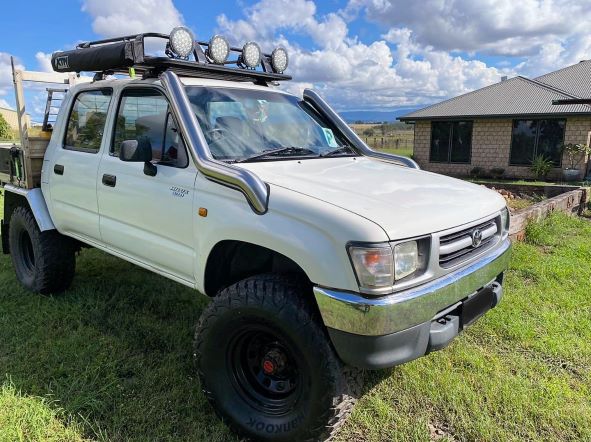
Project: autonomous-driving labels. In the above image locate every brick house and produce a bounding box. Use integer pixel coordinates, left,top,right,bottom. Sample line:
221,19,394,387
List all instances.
399,61,591,180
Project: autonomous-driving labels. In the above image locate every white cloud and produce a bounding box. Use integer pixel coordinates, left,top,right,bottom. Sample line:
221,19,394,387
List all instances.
351,0,591,78
216,0,510,110
35,52,53,73
0,53,23,105
81,0,184,37
349,0,591,56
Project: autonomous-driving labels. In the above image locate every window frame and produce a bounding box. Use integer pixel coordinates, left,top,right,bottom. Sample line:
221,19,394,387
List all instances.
429,120,473,164
62,87,113,154
509,118,566,167
110,86,190,169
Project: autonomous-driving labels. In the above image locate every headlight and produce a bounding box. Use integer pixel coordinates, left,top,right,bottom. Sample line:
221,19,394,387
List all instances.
500,207,510,236
394,240,419,280
348,245,394,290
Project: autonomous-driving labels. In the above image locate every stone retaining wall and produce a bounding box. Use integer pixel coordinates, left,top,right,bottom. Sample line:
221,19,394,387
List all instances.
502,187,589,240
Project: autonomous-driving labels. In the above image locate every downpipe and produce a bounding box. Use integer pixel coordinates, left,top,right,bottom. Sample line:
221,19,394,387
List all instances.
160,70,270,214
303,89,420,170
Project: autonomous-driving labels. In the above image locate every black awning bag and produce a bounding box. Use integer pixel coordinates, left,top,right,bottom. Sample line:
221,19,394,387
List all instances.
51,42,136,73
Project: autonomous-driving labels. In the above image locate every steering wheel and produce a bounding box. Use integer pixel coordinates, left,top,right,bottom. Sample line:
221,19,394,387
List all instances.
206,127,231,143
206,127,246,158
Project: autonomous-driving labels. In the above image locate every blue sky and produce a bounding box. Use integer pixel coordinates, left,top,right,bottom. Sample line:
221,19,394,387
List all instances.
1,0,590,120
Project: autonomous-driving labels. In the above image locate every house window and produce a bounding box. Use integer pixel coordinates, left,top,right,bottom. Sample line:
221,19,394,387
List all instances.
509,119,565,166
430,121,472,163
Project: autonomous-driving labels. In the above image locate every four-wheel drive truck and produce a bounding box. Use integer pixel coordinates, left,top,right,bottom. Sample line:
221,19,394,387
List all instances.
1,28,511,442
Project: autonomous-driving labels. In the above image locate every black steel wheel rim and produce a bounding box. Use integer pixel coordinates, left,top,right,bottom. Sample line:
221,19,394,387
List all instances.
228,324,303,416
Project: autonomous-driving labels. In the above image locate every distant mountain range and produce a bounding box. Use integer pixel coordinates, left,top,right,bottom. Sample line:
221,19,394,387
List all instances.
338,109,419,123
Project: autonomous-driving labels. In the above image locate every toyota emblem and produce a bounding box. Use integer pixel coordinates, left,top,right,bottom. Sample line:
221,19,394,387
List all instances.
471,228,483,248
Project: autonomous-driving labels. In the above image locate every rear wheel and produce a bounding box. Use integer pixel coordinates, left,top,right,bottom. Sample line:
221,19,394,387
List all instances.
194,274,361,442
8,206,76,294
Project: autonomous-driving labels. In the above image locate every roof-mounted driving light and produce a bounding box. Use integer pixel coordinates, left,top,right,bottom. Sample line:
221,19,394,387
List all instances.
271,47,289,73
169,26,195,59
207,35,230,64
241,41,261,68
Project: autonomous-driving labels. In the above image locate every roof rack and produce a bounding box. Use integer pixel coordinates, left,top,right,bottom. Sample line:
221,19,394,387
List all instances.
50,31,292,84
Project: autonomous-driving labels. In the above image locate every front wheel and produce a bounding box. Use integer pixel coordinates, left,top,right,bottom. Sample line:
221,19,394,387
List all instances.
194,274,361,441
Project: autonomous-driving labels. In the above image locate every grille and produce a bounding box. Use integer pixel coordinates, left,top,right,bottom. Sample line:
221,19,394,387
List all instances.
438,217,499,268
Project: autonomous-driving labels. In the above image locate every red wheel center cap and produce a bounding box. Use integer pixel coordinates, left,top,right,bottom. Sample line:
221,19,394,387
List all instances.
262,359,275,374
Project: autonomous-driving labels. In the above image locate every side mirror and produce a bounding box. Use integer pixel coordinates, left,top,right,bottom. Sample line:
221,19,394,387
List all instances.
119,138,157,176
120,139,152,162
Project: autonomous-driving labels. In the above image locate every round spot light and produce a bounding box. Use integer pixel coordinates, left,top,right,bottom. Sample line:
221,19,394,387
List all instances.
271,47,289,73
169,26,195,59
207,35,230,64
241,41,261,68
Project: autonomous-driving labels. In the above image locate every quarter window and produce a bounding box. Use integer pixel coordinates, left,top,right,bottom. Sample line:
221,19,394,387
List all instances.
112,89,188,168
509,119,565,166
64,89,112,152
430,121,472,164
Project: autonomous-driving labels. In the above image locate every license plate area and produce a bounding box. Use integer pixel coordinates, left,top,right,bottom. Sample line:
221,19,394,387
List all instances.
461,286,495,328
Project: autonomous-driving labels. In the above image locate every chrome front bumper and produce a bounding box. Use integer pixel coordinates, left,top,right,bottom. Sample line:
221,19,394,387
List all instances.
314,238,512,337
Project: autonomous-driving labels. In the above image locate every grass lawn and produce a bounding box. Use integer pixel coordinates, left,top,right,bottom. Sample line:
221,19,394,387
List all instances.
469,177,591,187
1,191,590,441
377,147,413,159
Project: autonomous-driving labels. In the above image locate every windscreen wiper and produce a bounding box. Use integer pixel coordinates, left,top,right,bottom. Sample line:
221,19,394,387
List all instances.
236,147,318,163
320,146,356,157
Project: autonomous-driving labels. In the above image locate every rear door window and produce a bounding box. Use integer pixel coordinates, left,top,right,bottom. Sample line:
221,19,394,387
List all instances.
64,89,112,153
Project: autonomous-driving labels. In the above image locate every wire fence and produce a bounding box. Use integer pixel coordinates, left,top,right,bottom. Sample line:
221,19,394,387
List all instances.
363,136,413,151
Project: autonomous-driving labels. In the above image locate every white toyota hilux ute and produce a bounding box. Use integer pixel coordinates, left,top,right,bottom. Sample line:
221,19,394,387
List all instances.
1,29,511,442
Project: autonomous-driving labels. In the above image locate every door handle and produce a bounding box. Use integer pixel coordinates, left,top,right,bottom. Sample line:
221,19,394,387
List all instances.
102,174,117,187
54,164,64,175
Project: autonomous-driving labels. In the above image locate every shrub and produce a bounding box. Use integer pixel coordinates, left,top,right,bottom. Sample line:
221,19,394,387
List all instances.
490,167,505,179
561,143,590,170
469,166,485,178
531,155,553,180
0,114,11,140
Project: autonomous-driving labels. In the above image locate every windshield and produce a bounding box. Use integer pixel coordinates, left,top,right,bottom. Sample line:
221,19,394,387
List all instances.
185,86,355,162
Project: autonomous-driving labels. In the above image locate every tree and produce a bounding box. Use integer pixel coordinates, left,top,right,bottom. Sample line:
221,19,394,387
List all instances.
0,114,12,140
363,128,375,137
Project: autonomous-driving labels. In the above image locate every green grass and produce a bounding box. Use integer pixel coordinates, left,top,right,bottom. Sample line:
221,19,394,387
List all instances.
1,192,590,441
377,147,413,159
469,177,591,187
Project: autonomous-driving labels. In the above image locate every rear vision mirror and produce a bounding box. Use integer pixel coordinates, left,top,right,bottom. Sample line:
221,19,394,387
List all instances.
119,138,157,176
119,139,152,162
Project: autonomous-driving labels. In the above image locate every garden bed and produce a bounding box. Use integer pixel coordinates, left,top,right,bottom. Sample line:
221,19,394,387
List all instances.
480,182,589,240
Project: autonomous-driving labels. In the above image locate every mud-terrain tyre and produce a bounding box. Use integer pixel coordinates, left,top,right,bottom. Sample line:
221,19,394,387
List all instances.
8,206,76,294
194,274,362,442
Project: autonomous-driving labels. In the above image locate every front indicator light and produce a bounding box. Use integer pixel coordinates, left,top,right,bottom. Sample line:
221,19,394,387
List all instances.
349,246,394,290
